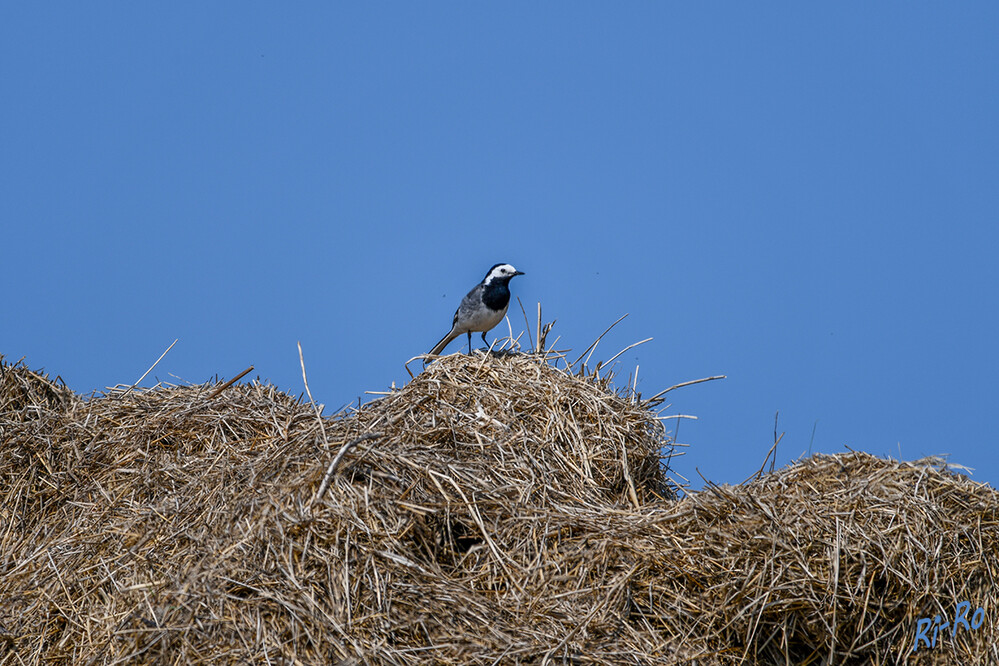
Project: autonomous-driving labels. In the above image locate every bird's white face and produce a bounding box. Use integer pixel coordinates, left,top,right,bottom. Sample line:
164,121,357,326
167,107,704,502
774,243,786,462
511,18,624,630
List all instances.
484,263,522,284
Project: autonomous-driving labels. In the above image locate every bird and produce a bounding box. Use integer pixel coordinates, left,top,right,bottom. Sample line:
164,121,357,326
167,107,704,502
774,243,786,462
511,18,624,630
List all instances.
428,263,525,356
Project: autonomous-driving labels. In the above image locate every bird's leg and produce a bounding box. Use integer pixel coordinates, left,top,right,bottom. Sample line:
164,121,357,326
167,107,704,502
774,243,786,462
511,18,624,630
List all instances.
466,332,472,354
481,332,488,348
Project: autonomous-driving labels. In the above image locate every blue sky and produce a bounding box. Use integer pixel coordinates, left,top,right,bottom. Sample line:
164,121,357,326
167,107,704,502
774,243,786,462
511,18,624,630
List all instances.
4,4,998,491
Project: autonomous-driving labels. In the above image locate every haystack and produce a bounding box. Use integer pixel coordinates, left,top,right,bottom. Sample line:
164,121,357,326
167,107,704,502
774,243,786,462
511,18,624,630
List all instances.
0,352,995,665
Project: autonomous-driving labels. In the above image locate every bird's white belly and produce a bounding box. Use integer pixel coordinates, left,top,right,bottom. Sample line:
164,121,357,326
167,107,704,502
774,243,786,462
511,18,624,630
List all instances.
459,304,508,333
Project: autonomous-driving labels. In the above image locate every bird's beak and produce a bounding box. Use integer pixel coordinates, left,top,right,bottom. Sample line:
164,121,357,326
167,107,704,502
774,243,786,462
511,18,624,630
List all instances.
514,271,525,276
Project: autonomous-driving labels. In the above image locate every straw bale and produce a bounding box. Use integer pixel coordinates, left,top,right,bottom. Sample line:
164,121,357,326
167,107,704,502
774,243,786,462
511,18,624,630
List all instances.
640,453,998,665
0,353,995,665
0,356,80,424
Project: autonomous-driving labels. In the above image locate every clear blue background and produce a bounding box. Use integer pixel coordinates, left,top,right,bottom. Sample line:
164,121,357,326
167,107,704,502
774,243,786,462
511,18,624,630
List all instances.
4,4,997,491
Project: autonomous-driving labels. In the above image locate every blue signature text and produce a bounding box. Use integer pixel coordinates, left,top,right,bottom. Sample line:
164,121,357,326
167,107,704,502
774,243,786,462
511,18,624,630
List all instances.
912,600,986,651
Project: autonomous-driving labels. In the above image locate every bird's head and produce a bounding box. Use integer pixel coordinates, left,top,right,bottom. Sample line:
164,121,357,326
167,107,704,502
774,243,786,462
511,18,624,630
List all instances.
483,263,525,285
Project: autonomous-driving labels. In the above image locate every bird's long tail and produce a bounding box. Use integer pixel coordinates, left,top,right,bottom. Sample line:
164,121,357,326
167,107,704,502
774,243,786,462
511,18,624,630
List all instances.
428,328,460,356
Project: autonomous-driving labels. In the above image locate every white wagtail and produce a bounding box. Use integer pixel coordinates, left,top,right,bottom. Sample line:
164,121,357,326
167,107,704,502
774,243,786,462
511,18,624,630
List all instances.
428,263,525,356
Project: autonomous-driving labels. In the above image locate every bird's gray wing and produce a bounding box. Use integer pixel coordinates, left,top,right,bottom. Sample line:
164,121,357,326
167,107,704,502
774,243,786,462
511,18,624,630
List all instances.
453,284,485,327
429,285,484,356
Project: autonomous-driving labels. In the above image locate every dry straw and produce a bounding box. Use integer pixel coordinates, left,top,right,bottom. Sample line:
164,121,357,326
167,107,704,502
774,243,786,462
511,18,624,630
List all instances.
0,345,996,665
